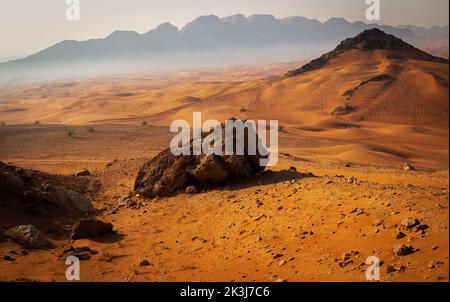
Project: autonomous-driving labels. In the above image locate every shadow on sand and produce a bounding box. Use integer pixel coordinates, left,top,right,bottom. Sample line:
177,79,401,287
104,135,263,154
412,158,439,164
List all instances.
89,232,126,244
224,169,316,191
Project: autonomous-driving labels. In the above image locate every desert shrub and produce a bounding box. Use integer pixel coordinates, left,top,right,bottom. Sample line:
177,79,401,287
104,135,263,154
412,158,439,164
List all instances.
33,121,40,126
240,107,248,112
87,126,95,132
67,129,75,137
278,125,285,132
142,120,148,126
0,121,5,126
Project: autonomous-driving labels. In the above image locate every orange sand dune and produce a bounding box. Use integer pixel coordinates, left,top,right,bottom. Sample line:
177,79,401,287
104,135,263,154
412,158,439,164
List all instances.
0,50,447,170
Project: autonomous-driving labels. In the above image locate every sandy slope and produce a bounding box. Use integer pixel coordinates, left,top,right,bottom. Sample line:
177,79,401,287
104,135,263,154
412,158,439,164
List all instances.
1,51,447,128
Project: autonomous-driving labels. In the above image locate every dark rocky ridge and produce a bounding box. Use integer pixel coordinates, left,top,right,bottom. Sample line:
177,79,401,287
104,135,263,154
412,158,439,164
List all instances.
342,74,392,98
285,28,449,78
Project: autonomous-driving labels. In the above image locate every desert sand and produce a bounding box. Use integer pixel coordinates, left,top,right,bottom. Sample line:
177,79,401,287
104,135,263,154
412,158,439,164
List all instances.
0,37,448,282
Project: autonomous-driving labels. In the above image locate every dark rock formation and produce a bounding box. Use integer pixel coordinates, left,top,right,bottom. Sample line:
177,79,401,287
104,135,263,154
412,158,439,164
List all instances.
285,28,448,78
9,225,52,249
70,218,114,239
134,121,267,198
331,104,356,115
0,161,94,217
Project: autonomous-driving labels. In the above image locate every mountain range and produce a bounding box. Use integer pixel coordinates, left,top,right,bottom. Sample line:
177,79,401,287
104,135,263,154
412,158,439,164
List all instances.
0,14,448,84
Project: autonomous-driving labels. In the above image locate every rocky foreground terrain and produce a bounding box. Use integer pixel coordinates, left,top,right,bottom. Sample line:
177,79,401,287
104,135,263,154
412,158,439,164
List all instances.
0,124,448,282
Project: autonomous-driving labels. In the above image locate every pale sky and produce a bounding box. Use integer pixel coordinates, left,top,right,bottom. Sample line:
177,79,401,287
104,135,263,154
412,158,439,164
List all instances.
0,0,448,61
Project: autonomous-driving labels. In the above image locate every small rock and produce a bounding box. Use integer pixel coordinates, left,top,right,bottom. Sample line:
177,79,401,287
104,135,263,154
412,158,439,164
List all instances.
339,259,353,267
70,219,114,240
254,214,265,221
385,265,397,274
3,255,15,261
272,253,284,260
347,176,358,184
350,208,364,216
76,169,91,177
117,196,128,207
415,224,429,232
288,166,297,172
75,253,92,260
396,232,406,239
342,252,352,260
126,199,138,208
404,163,416,171
139,259,151,267
393,244,415,256
10,225,52,249
373,219,383,227
185,186,197,194
278,260,287,267
63,246,97,261
401,218,420,229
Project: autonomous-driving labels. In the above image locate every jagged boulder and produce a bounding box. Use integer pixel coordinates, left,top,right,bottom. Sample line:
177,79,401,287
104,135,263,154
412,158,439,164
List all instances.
134,122,267,198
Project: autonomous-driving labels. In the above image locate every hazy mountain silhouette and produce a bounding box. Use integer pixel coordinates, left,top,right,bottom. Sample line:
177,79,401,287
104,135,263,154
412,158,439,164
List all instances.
0,14,447,84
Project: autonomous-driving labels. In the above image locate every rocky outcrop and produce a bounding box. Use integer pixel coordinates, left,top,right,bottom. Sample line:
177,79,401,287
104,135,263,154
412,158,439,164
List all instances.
134,122,267,198
285,28,448,78
9,225,52,249
0,161,94,217
342,74,392,99
331,104,356,116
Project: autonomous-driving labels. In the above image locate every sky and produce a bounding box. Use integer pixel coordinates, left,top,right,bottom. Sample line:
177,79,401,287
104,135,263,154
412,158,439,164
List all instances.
0,0,448,61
